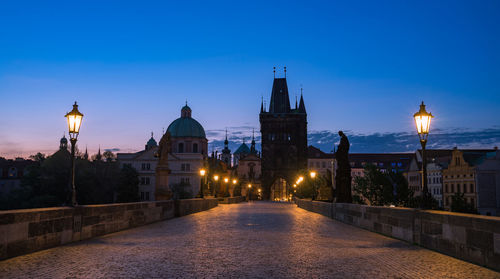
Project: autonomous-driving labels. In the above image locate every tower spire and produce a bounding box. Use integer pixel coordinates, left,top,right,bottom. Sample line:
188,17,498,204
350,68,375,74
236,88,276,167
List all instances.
251,128,256,154
260,95,264,113
298,88,306,113
284,66,286,78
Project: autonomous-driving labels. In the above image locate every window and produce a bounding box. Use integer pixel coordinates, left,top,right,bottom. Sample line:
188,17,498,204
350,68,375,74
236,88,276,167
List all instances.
145,177,150,185
316,162,320,168
322,162,326,168
470,184,474,193
146,163,150,170
178,143,184,153
140,192,145,200
445,184,448,193
451,184,454,192
180,177,190,185
145,192,150,201
471,198,475,206
456,157,460,166
181,164,191,171
8,167,17,178
463,184,467,193
193,143,198,153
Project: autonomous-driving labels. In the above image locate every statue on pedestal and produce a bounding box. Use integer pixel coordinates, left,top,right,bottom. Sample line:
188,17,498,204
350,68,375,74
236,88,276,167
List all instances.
335,131,352,203
155,132,173,200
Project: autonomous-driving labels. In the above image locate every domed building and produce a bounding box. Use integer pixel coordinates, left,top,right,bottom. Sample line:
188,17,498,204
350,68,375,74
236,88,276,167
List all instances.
117,103,208,201
167,104,208,155
165,104,208,198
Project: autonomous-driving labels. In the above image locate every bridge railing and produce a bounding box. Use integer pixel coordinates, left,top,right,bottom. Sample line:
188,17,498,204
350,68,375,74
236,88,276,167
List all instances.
295,198,500,271
0,198,224,260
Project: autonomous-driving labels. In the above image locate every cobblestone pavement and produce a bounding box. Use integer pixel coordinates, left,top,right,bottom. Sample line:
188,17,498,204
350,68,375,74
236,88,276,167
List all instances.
1,202,499,279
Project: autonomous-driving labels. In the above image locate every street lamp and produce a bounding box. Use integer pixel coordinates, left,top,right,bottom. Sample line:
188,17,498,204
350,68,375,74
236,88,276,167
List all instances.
414,101,433,202
199,169,206,198
247,184,252,201
65,102,83,207
213,175,219,196
310,171,317,200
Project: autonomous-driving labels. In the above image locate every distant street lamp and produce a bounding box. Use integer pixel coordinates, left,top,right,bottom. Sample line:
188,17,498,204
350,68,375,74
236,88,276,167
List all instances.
199,169,206,198
247,184,252,201
65,102,83,207
310,171,317,200
414,101,434,204
213,175,219,196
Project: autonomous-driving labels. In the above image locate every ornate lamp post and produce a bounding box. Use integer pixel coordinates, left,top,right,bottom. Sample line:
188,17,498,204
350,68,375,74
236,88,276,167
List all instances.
414,101,433,202
65,102,83,207
199,169,206,198
213,175,219,196
232,179,237,197
310,171,317,200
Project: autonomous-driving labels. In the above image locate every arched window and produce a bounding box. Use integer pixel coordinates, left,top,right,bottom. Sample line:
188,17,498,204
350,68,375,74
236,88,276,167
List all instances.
178,143,184,153
193,143,198,153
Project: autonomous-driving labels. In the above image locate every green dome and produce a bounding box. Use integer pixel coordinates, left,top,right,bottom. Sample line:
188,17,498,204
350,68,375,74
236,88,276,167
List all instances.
167,104,206,138
167,118,206,138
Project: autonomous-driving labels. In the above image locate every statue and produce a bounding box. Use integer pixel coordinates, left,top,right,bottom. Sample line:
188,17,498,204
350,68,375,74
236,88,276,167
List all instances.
335,131,352,203
155,132,173,200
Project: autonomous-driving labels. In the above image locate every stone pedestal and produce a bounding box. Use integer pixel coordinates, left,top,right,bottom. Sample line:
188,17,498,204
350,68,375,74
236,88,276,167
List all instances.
155,166,172,201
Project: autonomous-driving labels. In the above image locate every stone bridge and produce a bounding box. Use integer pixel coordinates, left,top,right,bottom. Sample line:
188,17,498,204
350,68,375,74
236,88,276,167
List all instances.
0,201,499,278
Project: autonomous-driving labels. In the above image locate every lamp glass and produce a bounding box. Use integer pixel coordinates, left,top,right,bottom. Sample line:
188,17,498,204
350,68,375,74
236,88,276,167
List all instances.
413,102,433,140
65,102,84,138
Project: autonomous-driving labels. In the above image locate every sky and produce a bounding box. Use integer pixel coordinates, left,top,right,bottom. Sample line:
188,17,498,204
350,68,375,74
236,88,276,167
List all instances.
0,0,499,158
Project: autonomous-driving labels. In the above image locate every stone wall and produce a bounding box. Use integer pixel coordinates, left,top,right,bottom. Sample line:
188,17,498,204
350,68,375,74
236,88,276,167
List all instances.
0,198,217,260
217,196,246,204
295,199,500,271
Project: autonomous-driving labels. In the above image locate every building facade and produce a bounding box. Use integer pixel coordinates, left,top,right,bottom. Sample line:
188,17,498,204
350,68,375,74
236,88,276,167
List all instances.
260,75,308,200
117,104,208,200
117,134,158,201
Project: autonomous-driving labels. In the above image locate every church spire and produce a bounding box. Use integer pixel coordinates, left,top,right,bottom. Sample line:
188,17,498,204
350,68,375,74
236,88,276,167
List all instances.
95,145,102,161
251,128,256,154
260,96,264,113
84,146,89,160
224,128,228,147
298,88,306,113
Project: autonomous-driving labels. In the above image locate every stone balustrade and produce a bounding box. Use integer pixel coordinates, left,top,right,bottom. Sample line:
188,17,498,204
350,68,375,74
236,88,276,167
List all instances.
295,199,500,271
0,198,219,260
217,196,246,204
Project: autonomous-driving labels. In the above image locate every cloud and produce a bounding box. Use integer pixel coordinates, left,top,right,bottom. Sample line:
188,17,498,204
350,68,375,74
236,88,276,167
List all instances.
207,127,500,153
104,148,121,152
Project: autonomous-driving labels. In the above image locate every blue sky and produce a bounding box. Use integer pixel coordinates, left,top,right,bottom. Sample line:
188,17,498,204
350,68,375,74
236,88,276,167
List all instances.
0,0,499,157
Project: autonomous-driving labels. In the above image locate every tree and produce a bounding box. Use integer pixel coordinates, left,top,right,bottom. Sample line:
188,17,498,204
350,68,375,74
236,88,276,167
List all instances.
29,152,46,163
103,151,116,162
171,181,193,200
353,165,414,207
116,164,139,203
294,170,316,199
451,192,477,214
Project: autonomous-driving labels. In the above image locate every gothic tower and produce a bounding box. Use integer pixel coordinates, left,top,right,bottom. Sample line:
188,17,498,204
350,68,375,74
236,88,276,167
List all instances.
221,129,232,166
259,69,308,200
